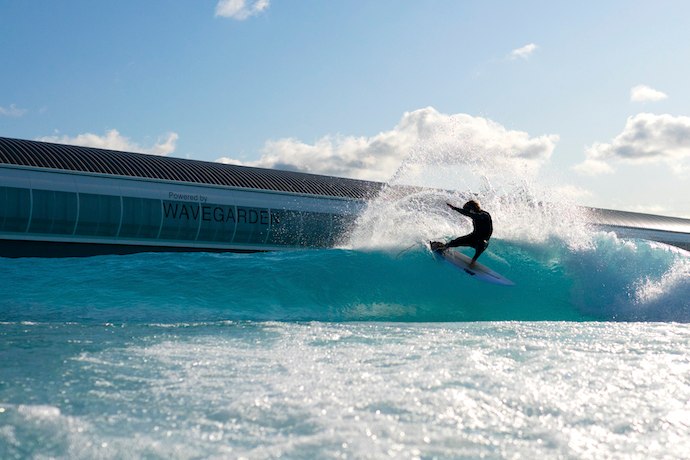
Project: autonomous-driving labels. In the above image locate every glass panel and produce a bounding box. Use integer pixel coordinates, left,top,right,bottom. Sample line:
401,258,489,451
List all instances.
28,189,78,235
300,211,334,247
75,193,121,237
196,203,237,242
119,197,162,239
232,206,271,244
331,213,357,246
159,200,200,240
0,186,31,232
265,209,302,246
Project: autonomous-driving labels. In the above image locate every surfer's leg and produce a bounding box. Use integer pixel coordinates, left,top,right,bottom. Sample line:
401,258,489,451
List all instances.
470,240,489,265
470,248,482,266
446,234,473,248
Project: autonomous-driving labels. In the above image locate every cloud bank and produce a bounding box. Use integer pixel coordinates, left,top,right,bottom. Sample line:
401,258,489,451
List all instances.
574,113,690,176
509,43,538,60
36,129,179,156
217,107,559,182
630,84,668,103
215,0,269,20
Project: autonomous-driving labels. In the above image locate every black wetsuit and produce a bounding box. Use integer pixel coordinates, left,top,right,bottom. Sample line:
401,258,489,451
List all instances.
445,206,493,262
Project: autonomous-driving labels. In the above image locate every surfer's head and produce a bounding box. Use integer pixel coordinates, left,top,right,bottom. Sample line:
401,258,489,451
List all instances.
463,200,480,212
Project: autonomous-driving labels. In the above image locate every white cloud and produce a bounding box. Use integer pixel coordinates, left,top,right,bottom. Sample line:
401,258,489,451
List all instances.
215,0,269,20
0,104,27,117
630,84,668,103
36,129,179,156
553,184,593,201
217,107,559,182
572,157,614,175
509,43,538,60
574,113,690,176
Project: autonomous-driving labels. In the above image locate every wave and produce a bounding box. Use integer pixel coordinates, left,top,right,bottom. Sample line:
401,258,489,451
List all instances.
1,233,688,323
6,114,688,324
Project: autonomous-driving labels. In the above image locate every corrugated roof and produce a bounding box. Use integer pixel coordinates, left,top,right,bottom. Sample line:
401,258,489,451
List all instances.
586,207,690,234
0,136,382,200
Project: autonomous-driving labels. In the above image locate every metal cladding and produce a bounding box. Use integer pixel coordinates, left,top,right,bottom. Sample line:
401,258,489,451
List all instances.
587,207,690,235
587,207,690,251
0,137,382,199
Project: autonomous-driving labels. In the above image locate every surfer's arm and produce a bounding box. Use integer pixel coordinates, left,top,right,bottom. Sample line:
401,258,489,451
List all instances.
447,203,472,217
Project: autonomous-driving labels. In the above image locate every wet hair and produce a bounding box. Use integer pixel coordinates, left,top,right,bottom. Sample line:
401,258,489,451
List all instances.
463,200,480,212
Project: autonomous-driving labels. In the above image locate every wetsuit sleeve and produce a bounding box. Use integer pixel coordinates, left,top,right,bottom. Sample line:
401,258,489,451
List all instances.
452,206,473,218
447,203,471,217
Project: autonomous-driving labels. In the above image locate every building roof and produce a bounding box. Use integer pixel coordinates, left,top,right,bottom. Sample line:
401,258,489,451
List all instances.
587,207,690,235
0,136,382,200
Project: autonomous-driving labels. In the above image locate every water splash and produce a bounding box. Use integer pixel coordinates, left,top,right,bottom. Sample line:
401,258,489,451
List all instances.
340,126,689,322
346,121,591,251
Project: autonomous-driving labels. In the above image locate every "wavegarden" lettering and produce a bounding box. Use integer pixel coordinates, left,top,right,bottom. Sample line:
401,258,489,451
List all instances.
163,202,280,225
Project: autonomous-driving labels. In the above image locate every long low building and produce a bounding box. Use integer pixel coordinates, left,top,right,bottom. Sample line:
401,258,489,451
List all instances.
0,137,381,257
1,136,689,257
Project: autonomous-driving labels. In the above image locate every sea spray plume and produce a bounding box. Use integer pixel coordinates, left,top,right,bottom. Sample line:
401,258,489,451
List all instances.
346,112,589,251
346,188,468,249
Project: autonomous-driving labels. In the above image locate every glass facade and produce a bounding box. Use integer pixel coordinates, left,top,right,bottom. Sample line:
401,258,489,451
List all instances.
120,197,162,239
28,189,78,235
159,200,201,241
232,206,271,244
75,193,121,237
0,186,31,232
300,212,334,247
196,204,237,243
0,186,349,249
266,209,303,246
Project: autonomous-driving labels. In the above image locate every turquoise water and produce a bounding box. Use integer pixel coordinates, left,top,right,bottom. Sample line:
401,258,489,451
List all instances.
2,237,688,324
4,120,690,457
1,234,690,458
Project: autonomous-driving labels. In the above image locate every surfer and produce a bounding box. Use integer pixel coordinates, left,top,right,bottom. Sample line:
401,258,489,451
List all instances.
430,200,493,266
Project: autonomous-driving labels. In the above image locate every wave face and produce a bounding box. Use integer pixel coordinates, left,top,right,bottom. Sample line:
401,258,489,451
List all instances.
1,235,688,323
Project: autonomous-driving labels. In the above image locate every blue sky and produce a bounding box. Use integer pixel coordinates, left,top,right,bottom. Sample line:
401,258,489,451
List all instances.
2,0,690,217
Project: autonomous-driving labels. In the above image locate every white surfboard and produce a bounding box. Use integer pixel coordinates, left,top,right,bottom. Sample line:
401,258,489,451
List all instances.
433,247,515,286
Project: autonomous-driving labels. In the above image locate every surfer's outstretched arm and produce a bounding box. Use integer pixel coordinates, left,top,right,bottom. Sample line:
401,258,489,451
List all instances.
447,202,473,218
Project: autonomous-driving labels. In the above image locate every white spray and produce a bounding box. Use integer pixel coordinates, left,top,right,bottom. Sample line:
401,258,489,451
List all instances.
346,115,592,251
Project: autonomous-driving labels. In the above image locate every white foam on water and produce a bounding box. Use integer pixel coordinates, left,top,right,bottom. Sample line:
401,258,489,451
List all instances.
3,322,687,459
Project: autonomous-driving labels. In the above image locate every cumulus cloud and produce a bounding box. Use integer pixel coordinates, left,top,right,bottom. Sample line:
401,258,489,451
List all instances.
630,84,668,103
36,129,179,156
215,0,269,20
574,113,690,176
509,43,538,60
0,104,27,117
217,107,559,182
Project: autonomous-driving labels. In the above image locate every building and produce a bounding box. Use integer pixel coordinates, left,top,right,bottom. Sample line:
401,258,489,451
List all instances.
1,136,689,257
0,137,380,257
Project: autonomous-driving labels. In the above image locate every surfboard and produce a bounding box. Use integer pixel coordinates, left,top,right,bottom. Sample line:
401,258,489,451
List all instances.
431,246,515,286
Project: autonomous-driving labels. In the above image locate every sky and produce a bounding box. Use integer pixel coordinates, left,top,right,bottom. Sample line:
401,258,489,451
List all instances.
2,0,690,217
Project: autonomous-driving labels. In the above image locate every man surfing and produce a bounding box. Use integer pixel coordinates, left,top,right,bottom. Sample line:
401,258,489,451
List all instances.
430,200,493,266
